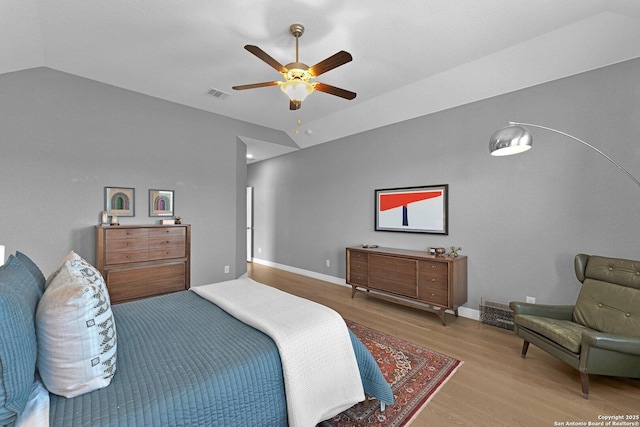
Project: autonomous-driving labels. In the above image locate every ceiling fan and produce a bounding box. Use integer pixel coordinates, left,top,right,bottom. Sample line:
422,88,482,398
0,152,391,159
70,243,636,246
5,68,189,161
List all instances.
232,24,356,110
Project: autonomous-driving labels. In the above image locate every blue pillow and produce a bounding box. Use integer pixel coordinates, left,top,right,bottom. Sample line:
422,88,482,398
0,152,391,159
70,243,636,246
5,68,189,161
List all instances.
16,252,46,294
0,255,41,425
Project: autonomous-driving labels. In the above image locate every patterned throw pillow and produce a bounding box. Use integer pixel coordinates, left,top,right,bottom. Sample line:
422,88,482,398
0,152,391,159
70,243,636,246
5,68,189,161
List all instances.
36,259,117,398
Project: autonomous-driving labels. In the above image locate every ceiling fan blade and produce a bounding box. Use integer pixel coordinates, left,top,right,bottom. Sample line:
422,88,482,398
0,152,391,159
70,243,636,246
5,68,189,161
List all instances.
308,51,352,77
244,45,288,73
232,81,280,90
290,100,302,110
313,82,357,100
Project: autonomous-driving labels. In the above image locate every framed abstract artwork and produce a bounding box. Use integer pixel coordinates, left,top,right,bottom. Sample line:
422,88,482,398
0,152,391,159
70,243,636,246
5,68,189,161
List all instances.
105,187,135,217
375,184,448,234
149,189,174,217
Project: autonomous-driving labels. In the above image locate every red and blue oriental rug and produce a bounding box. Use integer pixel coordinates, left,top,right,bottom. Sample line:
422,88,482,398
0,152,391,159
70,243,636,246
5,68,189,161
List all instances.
319,320,462,427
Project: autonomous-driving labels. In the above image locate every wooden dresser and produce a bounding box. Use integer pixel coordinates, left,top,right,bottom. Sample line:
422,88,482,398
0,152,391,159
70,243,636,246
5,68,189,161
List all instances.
346,246,467,325
96,224,191,304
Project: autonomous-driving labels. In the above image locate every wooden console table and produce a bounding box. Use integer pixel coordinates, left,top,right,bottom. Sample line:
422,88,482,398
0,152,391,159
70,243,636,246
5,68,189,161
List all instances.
346,246,467,325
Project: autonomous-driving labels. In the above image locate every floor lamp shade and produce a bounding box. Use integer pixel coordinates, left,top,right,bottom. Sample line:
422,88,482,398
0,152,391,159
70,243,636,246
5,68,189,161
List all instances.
489,124,533,156
489,122,640,190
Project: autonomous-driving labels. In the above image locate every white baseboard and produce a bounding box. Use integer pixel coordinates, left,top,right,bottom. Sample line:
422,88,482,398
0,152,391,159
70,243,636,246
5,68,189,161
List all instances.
251,258,480,321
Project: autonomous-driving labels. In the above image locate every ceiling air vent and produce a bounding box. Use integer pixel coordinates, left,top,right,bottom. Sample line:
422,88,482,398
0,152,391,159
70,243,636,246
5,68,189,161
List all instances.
207,88,230,100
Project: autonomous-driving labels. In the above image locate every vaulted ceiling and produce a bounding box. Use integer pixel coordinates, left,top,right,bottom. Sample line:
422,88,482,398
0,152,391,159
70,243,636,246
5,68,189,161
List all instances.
3,0,640,162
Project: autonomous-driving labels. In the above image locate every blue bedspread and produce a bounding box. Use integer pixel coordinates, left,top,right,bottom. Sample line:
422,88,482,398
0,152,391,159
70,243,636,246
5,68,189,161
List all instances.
49,290,392,426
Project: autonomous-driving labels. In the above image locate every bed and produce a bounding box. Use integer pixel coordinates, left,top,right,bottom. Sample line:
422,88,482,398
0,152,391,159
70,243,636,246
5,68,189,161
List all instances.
0,251,393,427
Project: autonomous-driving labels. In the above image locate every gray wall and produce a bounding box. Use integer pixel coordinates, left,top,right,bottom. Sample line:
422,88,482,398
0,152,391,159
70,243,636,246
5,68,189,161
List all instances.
0,67,269,285
248,57,640,311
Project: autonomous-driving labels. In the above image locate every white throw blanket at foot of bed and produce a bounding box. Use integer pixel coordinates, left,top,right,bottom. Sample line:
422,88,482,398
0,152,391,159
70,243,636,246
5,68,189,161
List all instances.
191,277,365,427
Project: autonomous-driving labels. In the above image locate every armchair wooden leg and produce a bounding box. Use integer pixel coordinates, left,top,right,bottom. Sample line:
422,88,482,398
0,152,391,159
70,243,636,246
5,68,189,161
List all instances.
580,372,589,399
521,340,530,358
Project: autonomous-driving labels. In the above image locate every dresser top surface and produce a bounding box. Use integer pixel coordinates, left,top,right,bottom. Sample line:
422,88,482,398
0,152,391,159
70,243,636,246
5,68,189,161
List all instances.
97,224,189,229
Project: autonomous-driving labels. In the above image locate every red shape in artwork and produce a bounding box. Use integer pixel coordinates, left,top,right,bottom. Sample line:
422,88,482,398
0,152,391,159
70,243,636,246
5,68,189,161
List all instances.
379,191,442,211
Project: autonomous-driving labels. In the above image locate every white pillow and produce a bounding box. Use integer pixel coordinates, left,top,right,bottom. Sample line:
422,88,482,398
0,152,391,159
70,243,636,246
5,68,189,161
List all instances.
36,260,117,398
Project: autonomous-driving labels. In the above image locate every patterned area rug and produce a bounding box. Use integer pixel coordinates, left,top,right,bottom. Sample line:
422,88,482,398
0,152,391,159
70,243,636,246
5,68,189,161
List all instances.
319,320,462,427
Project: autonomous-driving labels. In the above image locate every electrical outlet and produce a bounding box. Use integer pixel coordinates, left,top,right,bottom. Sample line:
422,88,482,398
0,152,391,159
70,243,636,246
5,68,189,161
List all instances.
325,259,330,267
258,248,262,253
224,265,230,274
526,296,536,304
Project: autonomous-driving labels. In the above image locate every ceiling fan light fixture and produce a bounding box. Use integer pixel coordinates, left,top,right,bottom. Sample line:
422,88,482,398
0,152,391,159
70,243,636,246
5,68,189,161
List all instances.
281,80,314,102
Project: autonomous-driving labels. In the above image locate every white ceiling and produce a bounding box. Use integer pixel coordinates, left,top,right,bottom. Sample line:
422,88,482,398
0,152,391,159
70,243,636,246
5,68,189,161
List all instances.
3,0,640,162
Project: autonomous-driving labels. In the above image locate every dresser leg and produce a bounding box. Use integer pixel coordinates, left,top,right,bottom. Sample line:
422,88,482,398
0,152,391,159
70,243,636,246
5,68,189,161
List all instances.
351,286,356,298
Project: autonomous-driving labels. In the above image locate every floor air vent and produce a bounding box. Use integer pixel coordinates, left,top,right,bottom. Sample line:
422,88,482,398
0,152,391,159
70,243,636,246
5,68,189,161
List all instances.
479,298,514,330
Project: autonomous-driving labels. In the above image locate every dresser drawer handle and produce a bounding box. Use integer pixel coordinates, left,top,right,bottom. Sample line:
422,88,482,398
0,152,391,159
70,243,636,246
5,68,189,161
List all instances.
432,278,436,282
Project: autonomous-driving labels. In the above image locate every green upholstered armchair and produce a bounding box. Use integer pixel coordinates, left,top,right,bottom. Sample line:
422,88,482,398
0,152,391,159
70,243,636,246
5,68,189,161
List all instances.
510,254,640,399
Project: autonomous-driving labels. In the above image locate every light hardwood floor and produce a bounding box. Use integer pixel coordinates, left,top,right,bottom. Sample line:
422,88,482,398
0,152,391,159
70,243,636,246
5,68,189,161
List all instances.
247,262,640,427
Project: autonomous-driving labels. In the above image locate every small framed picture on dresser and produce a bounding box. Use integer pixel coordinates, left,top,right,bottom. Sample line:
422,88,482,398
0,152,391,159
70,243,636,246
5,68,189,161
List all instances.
105,187,135,217
149,189,174,217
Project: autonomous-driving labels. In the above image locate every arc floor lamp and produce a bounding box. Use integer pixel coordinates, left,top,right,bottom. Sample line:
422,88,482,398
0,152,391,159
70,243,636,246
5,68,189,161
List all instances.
489,122,640,189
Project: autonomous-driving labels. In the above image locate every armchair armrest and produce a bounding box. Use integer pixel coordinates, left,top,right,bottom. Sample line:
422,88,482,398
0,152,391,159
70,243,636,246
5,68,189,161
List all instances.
510,301,574,320
582,330,640,356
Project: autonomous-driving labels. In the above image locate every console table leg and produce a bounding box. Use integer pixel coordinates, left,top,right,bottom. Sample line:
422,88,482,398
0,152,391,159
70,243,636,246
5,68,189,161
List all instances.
438,311,447,326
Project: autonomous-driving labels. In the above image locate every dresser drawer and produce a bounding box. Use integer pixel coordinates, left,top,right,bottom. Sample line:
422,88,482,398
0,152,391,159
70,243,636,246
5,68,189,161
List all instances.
105,262,186,303
149,227,186,238
105,238,148,253
105,228,148,240
105,250,150,265
149,246,186,260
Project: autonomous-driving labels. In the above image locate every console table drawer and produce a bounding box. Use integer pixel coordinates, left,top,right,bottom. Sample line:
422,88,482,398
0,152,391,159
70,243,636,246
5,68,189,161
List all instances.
418,286,449,306
418,261,449,291
368,255,417,297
